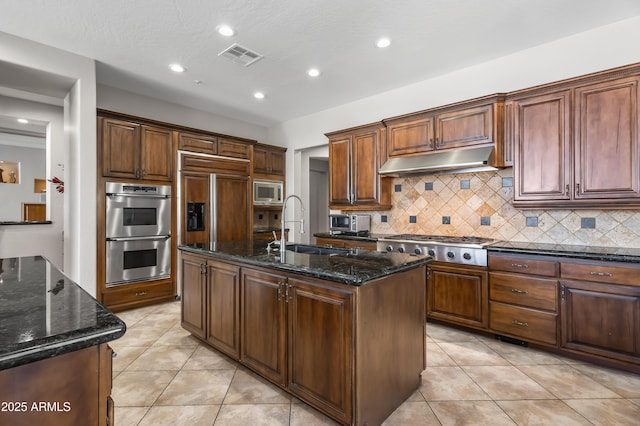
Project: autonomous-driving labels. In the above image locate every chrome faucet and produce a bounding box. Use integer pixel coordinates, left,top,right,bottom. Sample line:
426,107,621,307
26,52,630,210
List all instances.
280,194,305,262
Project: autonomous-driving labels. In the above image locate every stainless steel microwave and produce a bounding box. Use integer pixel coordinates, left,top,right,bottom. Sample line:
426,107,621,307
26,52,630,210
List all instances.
253,179,283,205
330,214,370,235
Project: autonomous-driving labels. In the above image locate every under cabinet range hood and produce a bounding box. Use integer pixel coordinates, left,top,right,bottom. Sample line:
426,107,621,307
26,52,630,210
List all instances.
378,145,498,176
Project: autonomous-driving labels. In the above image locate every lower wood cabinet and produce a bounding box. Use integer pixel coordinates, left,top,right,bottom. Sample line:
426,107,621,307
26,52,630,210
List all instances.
427,263,488,330
101,280,174,312
560,259,640,367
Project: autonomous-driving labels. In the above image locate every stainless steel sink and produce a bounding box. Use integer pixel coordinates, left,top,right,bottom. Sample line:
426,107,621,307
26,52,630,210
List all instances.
285,244,350,256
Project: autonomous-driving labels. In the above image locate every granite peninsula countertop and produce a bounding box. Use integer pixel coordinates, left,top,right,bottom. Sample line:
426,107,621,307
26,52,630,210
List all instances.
0,256,126,370
180,240,430,285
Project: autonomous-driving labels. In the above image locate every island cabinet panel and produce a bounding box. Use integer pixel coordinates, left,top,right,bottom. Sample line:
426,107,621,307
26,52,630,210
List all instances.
0,344,113,426
287,277,353,425
427,263,488,330
574,76,640,200
206,260,241,359
240,268,287,386
560,259,640,367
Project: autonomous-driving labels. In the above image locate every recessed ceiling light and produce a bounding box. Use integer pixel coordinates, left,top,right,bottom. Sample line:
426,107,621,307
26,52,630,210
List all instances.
253,92,265,99
376,37,391,48
169,63,186,73
216,25,235,37
17,118,29,124
307,68,320,77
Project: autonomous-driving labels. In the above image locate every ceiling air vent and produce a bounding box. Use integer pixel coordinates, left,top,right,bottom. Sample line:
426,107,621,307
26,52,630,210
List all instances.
218,43,264,67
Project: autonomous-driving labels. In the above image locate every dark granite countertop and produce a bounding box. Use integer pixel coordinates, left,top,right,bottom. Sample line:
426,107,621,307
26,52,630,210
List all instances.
487,241,640,263
180,240,430,285
0,221,53,225
0,256,126,370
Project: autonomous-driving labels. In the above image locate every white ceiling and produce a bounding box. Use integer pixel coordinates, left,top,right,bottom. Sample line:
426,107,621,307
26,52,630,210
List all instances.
1,0,640,127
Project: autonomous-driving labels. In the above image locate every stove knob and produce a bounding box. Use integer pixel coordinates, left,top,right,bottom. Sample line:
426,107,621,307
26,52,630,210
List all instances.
463,253,472,260
414,248,423,255
386,245,393,252
447,251,455,259
427,249,435,256
398,247,405,253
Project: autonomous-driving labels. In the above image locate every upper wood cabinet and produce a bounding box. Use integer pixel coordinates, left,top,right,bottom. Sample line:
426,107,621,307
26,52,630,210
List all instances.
383,94,508,166
253,143,286,178
178,132,251,159
100,116,174,182
326,123,391,210
510,66,640,208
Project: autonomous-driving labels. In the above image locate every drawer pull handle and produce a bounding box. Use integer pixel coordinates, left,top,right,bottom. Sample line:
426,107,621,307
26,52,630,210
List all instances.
135,291,148,297
510,288,529,294
512,320,529,327
511,263,529,268
590,271,613,277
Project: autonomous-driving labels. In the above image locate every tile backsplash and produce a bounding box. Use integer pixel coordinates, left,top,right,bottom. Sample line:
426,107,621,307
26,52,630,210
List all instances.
362,168,640,248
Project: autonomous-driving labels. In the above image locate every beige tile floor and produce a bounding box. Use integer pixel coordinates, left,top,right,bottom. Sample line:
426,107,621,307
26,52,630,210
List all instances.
110,301,640,425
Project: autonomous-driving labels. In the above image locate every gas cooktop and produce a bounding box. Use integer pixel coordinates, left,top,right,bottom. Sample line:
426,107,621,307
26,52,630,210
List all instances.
379,234,495,247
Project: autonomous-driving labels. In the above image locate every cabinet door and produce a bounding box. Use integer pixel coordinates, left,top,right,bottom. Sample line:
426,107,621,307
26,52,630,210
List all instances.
267,149,285,176
102,118,140,179
328,136,351,206
574,76,640,199
181,173,211,245
253,146,270,174
179,132,217,155
561,280,640,364
386,116,434,157
351,129,380,205
140,125,174,181
287,278,353,425
180,253,206,339
512,90,572,202
427,263,488,329
218,137,250,159
254,146,286,177
206,260,240,359
240,269,287,386
215,175,249,242
435,104,493,149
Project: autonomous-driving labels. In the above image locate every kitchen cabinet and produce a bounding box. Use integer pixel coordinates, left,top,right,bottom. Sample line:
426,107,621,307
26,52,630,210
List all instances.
326,122,391,210
315,236,377,250
383,94,509,165
178,132,251,159
427,263,488,330
21,203,45,221
100,116,174,182
488,253,559,346
253,143,286,178
0,344,114,426
560,259,640,367
180,252,241,359
510,67,640,208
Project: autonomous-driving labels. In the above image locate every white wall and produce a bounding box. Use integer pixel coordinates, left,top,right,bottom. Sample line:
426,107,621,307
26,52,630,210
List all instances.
97,85,269,143
270,16,640,239
0,32,96,294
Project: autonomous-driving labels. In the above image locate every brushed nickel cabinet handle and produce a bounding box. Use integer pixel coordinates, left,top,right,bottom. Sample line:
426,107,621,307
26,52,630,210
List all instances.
135,291,147,297
512,320,529,327
510,288,529,294
511,263,529,268
590,271,613,277
565,184,569,196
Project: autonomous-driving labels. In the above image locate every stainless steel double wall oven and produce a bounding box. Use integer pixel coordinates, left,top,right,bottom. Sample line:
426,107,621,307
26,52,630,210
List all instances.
105,182,171,286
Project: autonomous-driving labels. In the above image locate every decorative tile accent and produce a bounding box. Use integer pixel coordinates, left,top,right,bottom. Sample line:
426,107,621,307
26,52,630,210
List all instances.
395,184,402,192
442,216,451,225
410,216,417,224
526,217,538,227
480,217,491,226
460,180,470,189
381,215,387,223
581,217,596,229
360,169,640,247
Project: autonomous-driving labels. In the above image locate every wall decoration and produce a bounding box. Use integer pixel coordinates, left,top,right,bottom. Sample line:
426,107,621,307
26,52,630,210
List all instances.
0,161,20,184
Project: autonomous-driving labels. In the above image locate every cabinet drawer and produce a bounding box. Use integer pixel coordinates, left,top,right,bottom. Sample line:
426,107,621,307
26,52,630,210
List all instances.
561,260,640,286
181,154,250,175
490,272,557,311
102,281,174,306
489,254,558,277
179,132,217,155
489,302,557,345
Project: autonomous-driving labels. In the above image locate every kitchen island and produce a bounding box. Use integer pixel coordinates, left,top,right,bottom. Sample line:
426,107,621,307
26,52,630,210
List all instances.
0,256,126,426
179,240,430,425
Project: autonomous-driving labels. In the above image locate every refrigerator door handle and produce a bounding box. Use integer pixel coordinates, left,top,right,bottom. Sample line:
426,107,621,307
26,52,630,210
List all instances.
210,174,217,244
